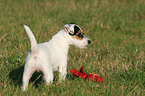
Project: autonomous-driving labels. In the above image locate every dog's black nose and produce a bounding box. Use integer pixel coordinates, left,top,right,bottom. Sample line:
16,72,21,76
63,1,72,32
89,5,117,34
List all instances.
88,40,91,44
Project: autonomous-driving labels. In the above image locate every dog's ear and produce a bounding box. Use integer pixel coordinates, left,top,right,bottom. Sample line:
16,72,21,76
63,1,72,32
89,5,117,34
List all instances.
64,24,74,35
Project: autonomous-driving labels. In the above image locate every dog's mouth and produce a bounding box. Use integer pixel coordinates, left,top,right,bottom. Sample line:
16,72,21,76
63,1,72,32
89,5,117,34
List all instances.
85,45,89,47
84,44,90,48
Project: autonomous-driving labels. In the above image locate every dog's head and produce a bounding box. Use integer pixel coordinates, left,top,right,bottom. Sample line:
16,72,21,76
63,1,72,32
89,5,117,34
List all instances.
64,23,91,49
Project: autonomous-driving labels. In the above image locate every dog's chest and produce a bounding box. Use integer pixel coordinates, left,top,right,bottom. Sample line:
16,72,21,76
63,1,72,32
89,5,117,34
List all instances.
38,42,68,70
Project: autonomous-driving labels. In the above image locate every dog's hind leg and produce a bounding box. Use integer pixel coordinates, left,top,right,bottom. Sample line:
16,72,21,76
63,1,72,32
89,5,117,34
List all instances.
22,63,35,91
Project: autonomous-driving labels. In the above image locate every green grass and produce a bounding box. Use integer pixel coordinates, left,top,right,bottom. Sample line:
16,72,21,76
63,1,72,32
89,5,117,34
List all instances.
0,0,145,95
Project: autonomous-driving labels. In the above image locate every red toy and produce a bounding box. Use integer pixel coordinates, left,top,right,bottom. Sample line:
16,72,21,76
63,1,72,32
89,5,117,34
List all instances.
70,65,103,83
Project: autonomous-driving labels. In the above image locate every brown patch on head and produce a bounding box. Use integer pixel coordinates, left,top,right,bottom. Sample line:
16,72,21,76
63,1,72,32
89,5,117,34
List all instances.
69,25,85,40
76,30,81,35
71,35,83,40
71,30,84,40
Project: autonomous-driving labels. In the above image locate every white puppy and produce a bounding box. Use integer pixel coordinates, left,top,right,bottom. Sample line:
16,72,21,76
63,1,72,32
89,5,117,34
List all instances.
22,24,91,91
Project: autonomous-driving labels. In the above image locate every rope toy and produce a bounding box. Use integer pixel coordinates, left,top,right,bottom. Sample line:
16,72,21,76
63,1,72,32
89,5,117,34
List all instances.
70,65,103,82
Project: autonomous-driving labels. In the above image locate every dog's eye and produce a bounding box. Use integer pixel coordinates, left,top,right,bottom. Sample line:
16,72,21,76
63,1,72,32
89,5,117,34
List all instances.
78,33,83,38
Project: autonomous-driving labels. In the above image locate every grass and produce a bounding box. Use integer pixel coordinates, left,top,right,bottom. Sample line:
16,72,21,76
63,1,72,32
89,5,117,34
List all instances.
0,0,145,95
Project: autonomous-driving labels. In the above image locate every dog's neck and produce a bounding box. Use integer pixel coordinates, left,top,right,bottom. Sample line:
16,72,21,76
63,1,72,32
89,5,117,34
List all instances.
48,29,70,54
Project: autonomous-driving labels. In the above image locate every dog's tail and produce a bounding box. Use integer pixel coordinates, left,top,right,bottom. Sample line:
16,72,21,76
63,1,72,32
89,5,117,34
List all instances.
24,25,38,55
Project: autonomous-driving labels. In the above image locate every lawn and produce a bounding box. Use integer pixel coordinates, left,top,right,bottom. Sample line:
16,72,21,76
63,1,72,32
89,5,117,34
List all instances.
0,0,145,95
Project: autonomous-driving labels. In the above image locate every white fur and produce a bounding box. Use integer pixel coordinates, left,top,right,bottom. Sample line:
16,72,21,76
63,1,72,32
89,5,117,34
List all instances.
22,24,90,91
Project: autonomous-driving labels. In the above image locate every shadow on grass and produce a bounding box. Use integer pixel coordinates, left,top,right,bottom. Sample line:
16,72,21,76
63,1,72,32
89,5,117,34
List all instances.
9,65,76,88
9,65,43,88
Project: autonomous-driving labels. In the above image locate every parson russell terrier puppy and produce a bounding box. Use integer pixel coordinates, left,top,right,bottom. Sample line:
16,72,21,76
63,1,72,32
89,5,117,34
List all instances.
22,24,91,91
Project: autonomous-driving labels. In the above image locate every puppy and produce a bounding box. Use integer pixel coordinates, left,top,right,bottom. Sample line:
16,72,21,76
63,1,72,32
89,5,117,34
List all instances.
22,24,91,91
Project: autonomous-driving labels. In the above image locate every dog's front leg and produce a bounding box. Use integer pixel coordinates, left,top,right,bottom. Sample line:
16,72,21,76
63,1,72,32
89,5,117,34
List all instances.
59,63,67,82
